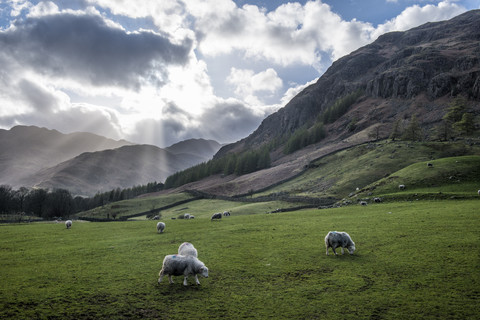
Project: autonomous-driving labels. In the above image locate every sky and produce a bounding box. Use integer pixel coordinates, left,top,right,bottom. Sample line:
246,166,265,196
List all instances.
0,0,478,147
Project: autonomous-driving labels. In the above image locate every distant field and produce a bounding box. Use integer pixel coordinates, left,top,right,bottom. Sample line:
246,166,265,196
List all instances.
1,200,479,319
255,141,480,199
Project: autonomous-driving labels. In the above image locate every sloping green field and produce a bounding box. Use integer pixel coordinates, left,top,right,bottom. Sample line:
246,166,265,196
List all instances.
1,200,479,319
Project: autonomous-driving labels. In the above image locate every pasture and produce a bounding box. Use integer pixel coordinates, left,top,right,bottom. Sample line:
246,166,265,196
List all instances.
1,200,479,319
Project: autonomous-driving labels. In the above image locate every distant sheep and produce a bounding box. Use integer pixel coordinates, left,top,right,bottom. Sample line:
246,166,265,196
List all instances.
223,211,231,216
359,201,368,206
189,215,195,219
427,163,433,168
178,242,198,258
325,231,355,255
153,215,160,220
211,213,222,221
158,254,208,286
399,184,406,190
156,222,165,233
184,213,191,219
478,189,480,196
374,197,382,203
65,220,72,229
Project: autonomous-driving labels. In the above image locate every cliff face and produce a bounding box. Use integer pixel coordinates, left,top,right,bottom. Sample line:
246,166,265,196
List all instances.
216,10,480,157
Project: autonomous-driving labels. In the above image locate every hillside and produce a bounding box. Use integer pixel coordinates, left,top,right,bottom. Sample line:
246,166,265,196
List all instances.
0,125,133,188
0,126,221,195
166,10,480,197
216,10,480,156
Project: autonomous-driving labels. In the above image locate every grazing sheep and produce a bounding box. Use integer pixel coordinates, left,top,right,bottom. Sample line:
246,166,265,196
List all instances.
325,231,355,255
223,211,231,216
374,197,382,203
184,213,191,219
478,190,480,196
156,222,165,233
359,201,368,206
211,213,222,221
189,215,195,219
178,242,198,258
65,220,72,229
427,163,434,168
399,184,406,190
158,254,208,286
153,215,160,220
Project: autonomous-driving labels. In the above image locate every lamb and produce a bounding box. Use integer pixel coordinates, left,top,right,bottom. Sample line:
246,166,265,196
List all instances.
158,254,208,286
399,184,406,190
178,242,198,258
223,211,231,216
156,222,165,233
65,220,72,229
359,201,368,206
325,231,355,255
184,213,191,219
374,197,382,203
211,213,222,220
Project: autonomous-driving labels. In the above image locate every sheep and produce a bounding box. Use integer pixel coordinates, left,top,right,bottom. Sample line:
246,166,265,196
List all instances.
223,211,231,216
153,215,160,220
478,190,480,196
189,215,195,219
184,213,191,219
359,201,368,206
374,197,382,203
65,220,72,229
158,254,208,286
399,184,406,190
178,242,198,258
156,222,165,233
427,163,433,168
211,213,222,221
325,231,355,255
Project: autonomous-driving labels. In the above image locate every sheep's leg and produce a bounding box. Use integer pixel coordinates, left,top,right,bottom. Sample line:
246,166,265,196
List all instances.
194,274,200,285
332,247,337,255
158,270,164,284
341,247,345,255
168,275,174,284
183,275,189,286
326,246,330,255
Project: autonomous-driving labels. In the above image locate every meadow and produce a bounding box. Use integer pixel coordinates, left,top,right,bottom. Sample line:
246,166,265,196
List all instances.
1,199,479,319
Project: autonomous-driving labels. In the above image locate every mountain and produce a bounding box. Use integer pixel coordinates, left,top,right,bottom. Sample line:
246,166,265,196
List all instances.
166,138,222,161
216,10,480,157
0,126,222,195
181,10,480,196
0,125,133,188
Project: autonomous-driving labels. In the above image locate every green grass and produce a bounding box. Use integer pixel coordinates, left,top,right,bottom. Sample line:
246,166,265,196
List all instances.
147,199,309,220
75,192,195,219
359,155,480,199
256,140,480,199
1,200,479,319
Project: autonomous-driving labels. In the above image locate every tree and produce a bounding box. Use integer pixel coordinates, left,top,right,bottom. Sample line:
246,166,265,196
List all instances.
453,113,475,136
433,119,454,141
402,114,422,141
389,119,402,141
443,96,467,124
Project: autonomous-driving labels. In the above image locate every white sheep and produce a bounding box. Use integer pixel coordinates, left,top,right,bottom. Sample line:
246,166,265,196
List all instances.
184,213,191,219
399,184,405,190
325,231,355,255
178,242,198,258
359,201,368,206
156,222,165,233
65,220,72,229
223,211,231,216
158,254,208,286
478,189,480,196
374,197,382,203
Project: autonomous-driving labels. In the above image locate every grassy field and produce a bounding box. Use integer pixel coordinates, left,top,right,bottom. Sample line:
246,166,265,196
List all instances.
1,199,479,319
256,141,480,199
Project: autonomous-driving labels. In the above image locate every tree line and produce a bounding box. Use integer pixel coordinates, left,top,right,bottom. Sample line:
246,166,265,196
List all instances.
0,182,164,219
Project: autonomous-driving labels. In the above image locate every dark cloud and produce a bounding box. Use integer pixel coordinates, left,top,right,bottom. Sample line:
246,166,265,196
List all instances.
18,80,58,112
0,13,193,89
199,101,264,143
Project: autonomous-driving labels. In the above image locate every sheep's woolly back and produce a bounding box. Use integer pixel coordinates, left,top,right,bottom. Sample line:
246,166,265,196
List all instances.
178,242,198,258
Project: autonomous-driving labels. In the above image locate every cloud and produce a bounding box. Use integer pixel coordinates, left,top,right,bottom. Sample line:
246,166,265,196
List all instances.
0,11,193,90
227,67,283,105
373,1,466,39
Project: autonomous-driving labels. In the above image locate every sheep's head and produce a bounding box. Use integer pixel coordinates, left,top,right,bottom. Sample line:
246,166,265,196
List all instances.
199,266,209,278
347,244,356,254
